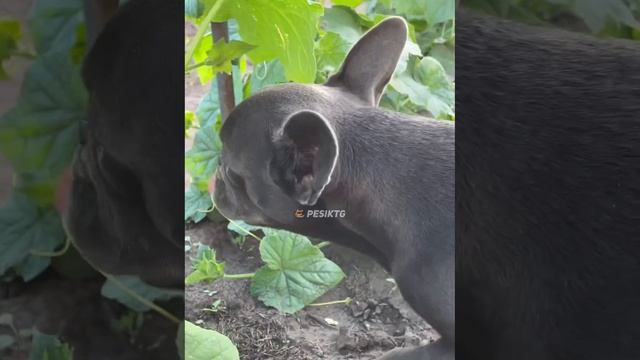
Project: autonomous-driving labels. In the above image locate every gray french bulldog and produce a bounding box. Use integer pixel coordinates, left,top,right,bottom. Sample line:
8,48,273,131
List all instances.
212,17,454,360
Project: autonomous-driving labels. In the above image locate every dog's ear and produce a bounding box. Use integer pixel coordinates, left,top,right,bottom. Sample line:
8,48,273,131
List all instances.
326,16,408,106
273,111,338,206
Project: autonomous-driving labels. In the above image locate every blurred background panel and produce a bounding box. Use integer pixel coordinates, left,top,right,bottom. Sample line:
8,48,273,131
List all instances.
1,1,183,359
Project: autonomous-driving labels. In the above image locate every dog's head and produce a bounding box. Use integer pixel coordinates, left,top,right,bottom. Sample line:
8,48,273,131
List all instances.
61,0,183,288
213,17,408,228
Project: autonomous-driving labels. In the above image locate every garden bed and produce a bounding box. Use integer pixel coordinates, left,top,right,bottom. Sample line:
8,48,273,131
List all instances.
185,221,436,359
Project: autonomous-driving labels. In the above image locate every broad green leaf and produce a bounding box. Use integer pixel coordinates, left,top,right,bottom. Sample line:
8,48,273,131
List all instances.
0,19,21,79
185,184,213,223
28,330,73,360
101,276,183,312
196,82,220,128
390,56,454,119
204,40,255,74
322,6,363,44
193,34,214,84
331,0,365,8
185,245,226,285
185,0,205,19
249,60,287,94
186,123,222,181
28,0,83,54
395,40,423,74
69,24,86,66
315,32,351,77
0,50,86,178
572,0,640,33
216,0,323,82
184,321,239,360
0,335,15,350
0,193,64,281
0,313,13,326
251,230,345,314
393,0,455,25
185,111,197,133
429,44,454,79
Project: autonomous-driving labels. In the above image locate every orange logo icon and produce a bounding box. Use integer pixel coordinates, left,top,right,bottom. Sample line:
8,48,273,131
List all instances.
294,209,305,218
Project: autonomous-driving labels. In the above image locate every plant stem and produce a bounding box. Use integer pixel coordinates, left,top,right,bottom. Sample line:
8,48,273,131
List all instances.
316,241,331,249
309,297,353,307
9,50,36,59
30,235,71,257
223,272,255,280
104,274,181,325
212,21,236,120
227,218,263,242
184,0,226,66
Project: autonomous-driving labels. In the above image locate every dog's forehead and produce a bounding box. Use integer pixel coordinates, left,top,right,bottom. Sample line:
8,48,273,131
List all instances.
220,83,334,144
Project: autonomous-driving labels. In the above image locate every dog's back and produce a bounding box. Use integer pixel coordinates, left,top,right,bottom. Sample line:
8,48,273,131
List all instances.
456,10,640,360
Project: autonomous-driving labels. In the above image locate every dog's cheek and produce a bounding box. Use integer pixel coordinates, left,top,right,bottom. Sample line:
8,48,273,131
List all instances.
55,166,73,216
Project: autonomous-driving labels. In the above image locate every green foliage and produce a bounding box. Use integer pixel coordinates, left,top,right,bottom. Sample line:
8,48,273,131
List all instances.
186,230,345,314
184,321,239,360
185,245,225,284
29,330,73,360
0,193,65,281
101,276,183,312
465,0,640,38
251,230,345,314
0,50,86,186
184,0,456,223
0,19,22,79
28,0,84,55
0,0,87,281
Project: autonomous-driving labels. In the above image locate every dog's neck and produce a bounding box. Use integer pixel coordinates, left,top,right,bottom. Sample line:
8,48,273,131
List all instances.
322,106,455,261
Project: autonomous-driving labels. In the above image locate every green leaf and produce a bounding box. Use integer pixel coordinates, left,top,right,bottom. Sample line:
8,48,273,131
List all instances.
0,50,86,178
185,0,205,19
0,193,64,281
331,0,365,8
185,111,197,134
203,40,255,74
69,24,86,66
193,34,214,84
322,6,363,44
251,230,345,314
28,0,84,54
28,330,73,360
186,245,225,285
390,56,454,119
184,321,239,360
185,122,222,181
428,44,454,79
0,335,15,350
572,0,640,33
177,321,185,360
249,60,287,94
196,82,220,128
216,0,324,83
227,220,264,236
392,0,455,24
0,19,21,79
185,184,213,223
315,32,351,80
101,276,183,312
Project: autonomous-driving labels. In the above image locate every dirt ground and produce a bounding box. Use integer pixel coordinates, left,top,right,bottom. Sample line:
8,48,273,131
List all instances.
185,221,437,360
